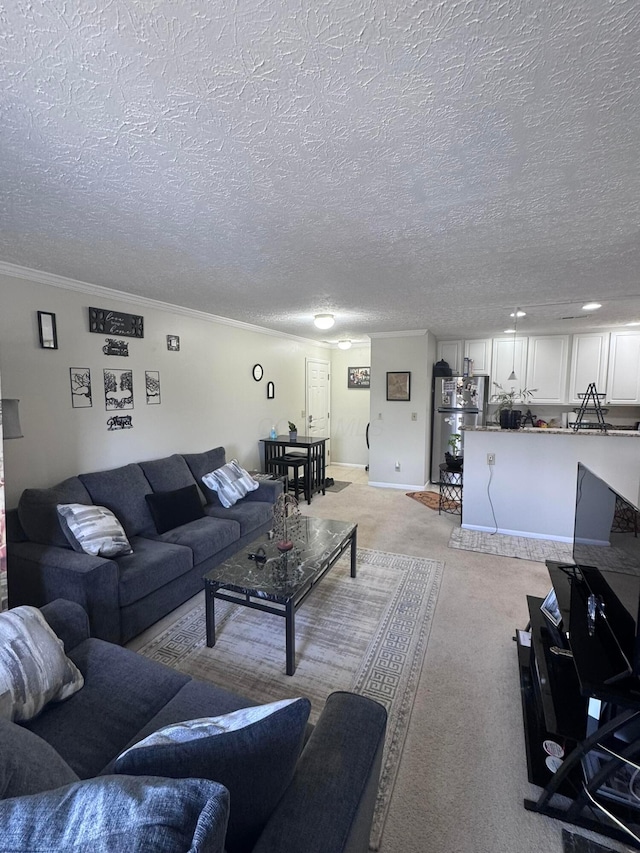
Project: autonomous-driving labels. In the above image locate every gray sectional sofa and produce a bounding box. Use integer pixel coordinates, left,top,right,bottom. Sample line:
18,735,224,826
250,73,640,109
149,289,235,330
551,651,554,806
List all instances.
6,448,282,644
0,599,387,853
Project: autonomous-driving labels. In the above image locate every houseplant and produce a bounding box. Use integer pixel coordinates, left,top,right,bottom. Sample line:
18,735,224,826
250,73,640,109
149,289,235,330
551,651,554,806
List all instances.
445,433,463,470
491,383,537,429
288,421,298,441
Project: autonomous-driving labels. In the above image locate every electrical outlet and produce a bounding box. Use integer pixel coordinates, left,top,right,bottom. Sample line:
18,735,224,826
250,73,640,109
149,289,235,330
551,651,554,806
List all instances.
487,453,495,465
395,461,401,471
411,412,417,421
377,412,383,420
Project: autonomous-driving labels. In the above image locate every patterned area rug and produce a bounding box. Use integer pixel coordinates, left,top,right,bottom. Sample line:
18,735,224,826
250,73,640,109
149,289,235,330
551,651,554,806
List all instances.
448,526,572,563
406,490,460,512
137,548,444,851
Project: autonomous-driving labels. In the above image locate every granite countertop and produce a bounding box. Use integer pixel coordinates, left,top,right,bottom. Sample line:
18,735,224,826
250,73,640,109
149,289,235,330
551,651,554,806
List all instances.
464,425,640,437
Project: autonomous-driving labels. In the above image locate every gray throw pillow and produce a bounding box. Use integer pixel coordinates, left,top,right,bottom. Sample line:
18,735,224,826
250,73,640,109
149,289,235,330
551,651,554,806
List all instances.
201,460,259,508
0,775,229,853
0,718,79,799
114,697,311,853
57,503,133,557
0,606,84,722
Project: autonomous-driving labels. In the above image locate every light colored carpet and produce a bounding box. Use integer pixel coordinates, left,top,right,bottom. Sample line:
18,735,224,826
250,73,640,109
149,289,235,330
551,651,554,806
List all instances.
448,526,573,563
137,547,444,851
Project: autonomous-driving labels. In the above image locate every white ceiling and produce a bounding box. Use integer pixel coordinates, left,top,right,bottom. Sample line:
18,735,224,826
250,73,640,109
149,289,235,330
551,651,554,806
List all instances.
2,0,639,344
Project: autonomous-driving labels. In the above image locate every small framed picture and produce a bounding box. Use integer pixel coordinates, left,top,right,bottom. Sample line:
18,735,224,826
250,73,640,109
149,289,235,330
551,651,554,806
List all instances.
267,381,275,399
386,371,411,401
38,311,58,349
167,335,180,351
348,366,370,389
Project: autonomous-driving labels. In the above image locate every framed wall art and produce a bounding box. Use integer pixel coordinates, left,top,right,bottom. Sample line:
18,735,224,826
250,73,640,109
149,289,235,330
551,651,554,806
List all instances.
167,335,180,351
38,311,58,349
145,371,161,405
348,366,370,389
89,307,143,338
386,371,411,401
104,369,134,410
69,368,92,408
267,381,275,399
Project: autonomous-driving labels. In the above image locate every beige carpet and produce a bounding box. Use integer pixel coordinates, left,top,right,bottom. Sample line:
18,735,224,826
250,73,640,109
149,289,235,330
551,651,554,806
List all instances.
137,547,444,851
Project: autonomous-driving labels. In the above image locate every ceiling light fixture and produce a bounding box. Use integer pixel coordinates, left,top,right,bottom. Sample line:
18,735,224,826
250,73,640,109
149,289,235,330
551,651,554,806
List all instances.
508,307,520,382
510,310,526,318
337,340,352,350
582,302,602,311
314,313,335,330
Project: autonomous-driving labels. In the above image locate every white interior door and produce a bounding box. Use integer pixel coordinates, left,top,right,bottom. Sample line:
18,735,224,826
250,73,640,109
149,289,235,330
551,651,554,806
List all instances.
306,358,331,462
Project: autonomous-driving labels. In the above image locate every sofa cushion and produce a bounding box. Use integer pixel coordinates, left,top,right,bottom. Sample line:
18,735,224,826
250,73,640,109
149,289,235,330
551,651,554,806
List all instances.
116,536,195,607
17,476,93,548
57,503,133,556
145,485,205,534
201,460,259,508
23,638,191,779
204,500,274,537
0,718,79,798
0,606,84,722
114,697,311,853
139,454,201,495
79,464,155,537
182,447,227,505
145,516,240,566
0,775,230,853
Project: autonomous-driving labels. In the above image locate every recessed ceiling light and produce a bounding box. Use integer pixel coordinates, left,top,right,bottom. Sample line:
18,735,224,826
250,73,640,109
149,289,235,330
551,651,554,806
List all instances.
582,302,602,311
504,328,516,334
314,314,335,330
337,340,352,350
626,322,640,327
510,310,526,318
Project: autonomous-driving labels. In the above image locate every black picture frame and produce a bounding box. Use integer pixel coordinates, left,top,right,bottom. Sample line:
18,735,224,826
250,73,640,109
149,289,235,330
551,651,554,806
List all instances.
252,363,264,381
386,371,411,401
167,335,180,351
348,366,370,389
38,311,58,349
267,381,275,399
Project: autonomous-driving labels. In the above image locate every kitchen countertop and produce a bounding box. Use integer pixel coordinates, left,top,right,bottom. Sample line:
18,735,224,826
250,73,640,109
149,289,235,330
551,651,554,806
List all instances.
464,425,640,437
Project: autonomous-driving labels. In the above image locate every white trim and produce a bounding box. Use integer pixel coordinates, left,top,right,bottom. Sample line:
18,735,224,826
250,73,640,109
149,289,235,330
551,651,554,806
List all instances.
0,260,330,347
461,523,572,544
330,462,367,469
368,481,427,490
368,329,428,338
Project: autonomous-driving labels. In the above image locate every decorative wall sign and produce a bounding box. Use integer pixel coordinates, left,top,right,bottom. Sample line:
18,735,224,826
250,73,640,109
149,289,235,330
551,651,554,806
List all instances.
103,338,129,356
252,363,264,381
386,371,411,401
107,414,133,430
348,366,370,389
89,307,144,338
104,369,134,410
69,368,92,408
267,381,275,399
167,335,180,351
38,311,58,349
145,371,161,405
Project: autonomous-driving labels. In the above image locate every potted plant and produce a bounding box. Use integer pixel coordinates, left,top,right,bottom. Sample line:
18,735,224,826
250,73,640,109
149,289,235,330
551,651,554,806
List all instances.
491,383,537,429
288,421,298,441
445,433,463,470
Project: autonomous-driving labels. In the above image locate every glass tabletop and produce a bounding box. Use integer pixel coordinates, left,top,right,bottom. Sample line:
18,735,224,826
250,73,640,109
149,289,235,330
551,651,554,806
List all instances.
203,516,356,601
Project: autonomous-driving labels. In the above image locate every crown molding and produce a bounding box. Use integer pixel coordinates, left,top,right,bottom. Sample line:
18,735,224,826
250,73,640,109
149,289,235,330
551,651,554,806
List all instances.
368,329,428,338
0,261,330,348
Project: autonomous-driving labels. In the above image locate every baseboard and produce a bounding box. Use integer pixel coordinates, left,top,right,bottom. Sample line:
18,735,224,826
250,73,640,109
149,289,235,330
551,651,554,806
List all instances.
368,481,427,491
330,462,367,469
461,523,572,544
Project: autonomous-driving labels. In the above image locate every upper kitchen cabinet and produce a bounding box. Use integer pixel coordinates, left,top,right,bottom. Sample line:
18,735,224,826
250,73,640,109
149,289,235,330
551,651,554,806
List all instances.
568,333,609,404
464,339,492,375
437,340,462,374
491,336,528,392
606,331,640,404
526,335,569,404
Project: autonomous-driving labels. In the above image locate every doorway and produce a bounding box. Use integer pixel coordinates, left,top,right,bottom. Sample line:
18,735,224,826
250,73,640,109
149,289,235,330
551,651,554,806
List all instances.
305,358,331,462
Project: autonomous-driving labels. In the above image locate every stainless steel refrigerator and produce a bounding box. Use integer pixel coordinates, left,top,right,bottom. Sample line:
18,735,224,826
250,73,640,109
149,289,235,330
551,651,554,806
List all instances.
431,375,489,482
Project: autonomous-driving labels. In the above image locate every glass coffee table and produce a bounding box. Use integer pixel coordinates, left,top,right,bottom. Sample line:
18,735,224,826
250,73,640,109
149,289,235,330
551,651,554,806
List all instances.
203,517,357,675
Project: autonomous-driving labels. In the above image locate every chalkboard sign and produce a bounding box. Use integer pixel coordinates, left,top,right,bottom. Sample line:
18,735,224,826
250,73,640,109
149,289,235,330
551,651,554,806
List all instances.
89,307,144,338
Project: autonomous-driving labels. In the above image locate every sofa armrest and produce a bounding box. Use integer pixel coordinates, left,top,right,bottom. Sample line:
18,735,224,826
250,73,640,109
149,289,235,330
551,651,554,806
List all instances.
252,692,387,853
7,542,121,644
41,599,91,651
243,480,283,503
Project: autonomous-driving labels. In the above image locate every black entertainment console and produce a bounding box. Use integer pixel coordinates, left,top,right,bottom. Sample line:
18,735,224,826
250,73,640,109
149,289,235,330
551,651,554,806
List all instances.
518,560,640,847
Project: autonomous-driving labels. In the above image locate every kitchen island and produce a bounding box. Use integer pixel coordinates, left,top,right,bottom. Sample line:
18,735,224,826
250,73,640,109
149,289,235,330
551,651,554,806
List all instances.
461,426,640,541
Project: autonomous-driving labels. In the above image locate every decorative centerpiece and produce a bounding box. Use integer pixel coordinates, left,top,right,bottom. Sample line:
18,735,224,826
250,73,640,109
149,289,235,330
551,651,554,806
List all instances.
288,421,298,441
491,383,537,429
273,492,302,552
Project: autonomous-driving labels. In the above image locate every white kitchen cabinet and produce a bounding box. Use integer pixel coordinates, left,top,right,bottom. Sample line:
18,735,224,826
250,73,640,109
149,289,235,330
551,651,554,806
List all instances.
526,335,569,404
568,333,609,404
606,331,640,404
464,339,492,375
437,340,462,374
491,336,528,394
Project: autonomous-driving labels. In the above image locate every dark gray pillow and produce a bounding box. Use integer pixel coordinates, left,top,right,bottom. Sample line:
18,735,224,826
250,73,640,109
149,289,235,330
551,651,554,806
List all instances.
0,718,79,799
145,485,205,534
114,697,311,853
0,775,229,853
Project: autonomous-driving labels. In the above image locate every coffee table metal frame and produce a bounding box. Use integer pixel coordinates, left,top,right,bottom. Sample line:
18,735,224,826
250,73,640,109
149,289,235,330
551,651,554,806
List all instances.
204,520,357,675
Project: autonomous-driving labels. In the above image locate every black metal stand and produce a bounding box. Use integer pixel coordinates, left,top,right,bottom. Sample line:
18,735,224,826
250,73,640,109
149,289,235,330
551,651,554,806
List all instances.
573,383,611,432
438,463,462,516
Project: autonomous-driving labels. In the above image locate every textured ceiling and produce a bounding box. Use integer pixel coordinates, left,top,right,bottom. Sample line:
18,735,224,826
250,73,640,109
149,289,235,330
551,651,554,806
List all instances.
1,0,639,343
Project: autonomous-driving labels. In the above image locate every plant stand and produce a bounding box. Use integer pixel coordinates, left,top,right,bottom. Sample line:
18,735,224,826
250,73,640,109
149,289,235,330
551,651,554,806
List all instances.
573,383,611,432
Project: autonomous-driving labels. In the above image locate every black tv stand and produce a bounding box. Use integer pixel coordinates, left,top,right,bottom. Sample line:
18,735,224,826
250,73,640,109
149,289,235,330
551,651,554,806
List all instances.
518,560,640,847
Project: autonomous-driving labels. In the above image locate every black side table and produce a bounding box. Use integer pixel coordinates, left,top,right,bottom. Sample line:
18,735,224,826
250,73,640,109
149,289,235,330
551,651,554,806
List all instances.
439,463,462,516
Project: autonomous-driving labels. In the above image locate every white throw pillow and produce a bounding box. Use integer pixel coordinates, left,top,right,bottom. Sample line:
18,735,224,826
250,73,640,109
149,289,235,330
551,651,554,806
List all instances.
201,460,259,508
0,606,84,722
57,503,133,557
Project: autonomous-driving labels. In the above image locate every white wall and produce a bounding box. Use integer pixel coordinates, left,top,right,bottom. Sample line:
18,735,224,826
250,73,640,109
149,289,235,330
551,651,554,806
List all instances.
368,332,435,490
329,343,371,466
0,271,327,506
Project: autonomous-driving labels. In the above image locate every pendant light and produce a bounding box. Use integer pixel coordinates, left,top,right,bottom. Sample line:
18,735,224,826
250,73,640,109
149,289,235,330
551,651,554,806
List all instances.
508,308,520,382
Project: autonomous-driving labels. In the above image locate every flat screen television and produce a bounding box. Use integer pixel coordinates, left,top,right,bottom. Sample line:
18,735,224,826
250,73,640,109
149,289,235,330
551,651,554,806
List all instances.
571,463,640,683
